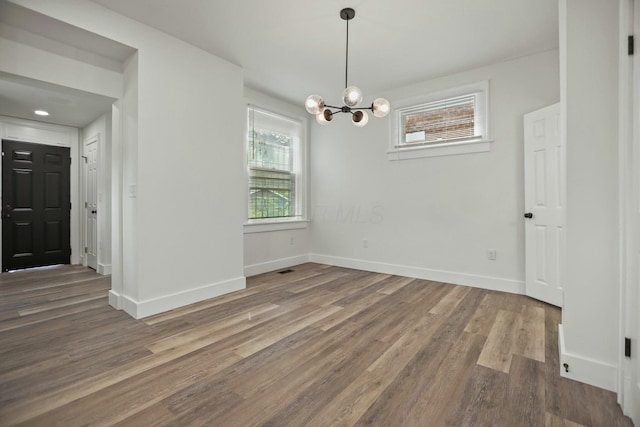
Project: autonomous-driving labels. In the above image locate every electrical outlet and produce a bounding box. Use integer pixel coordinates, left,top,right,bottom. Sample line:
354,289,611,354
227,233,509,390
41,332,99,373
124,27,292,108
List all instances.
487,249,497,261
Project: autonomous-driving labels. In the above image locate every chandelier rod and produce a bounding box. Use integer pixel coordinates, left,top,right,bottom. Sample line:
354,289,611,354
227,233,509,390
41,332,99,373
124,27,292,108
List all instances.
345,13,349,89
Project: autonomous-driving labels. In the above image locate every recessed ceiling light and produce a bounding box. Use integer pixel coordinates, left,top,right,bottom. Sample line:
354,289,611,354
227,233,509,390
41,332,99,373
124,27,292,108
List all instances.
34,110,49,116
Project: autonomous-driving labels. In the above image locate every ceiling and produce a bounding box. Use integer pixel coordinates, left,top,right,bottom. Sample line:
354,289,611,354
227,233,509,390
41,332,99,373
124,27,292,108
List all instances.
90,0,559,104
0,0,559,128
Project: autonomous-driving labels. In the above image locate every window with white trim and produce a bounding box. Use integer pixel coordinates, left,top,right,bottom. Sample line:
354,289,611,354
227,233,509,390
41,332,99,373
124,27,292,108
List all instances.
246,106,305,222
389,81,491,160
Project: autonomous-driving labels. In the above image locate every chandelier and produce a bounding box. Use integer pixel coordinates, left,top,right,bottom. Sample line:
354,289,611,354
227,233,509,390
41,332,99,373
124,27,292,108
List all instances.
304,8,390,127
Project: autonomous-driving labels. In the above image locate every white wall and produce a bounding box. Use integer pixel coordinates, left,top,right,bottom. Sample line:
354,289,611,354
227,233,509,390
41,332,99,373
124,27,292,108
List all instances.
10,0,247,318
82,112,112,274
559,0,620,391
310,50,560,293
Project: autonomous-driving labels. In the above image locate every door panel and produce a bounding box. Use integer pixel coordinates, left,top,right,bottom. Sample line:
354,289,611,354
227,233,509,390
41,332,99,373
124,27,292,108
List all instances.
524,103,563,307
2,140,71,271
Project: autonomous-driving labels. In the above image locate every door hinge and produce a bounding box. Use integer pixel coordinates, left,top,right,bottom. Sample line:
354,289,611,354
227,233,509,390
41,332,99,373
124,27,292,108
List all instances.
625,337,631,358
629,35,635,56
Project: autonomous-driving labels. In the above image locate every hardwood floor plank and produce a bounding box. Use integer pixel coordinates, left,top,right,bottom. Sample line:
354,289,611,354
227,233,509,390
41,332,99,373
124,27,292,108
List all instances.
145,302,279,353
233,304,342,358
477,309,520,373
515,304,545,362
404,331,486,426
112,402,177,427
286,269,352,293
143,288,260,325
464,293,500,336
504,355,546,427
445,365,510,427
428,284,471,316
314,291,387,331
375,276,415,295
0,298,107,332
545,412,587,427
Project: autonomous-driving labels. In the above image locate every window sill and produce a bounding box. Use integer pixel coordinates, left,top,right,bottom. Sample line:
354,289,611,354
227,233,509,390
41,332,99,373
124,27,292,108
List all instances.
387,138,493,161
243,219,309,234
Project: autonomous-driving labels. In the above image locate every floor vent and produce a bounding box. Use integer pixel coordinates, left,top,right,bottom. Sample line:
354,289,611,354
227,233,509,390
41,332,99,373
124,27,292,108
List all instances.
278,269,294,274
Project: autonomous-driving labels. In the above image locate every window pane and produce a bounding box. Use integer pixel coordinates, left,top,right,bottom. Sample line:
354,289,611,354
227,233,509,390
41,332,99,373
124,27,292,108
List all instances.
248,129,292,171
403,95,477,144
249,168,293,219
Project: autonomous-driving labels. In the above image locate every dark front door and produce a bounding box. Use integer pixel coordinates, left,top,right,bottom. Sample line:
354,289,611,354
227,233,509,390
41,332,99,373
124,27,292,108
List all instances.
2,140,71,272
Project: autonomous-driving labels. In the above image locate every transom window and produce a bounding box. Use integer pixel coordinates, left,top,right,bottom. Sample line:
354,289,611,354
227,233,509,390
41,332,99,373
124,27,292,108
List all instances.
389,81,491,160
247,106,304,221
402,94,478,145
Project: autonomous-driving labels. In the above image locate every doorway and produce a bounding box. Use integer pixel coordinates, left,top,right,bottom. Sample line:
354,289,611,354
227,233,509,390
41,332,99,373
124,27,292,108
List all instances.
1,139,71,271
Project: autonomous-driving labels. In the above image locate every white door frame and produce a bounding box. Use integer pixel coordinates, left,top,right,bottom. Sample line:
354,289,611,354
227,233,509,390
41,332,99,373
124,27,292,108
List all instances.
618,0,640,423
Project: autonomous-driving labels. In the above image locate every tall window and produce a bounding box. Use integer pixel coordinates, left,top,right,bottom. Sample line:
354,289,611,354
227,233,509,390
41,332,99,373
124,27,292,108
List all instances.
247,106,303,220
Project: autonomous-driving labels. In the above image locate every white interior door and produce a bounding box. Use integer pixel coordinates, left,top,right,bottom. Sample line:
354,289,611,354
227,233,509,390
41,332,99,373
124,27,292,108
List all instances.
83,136,98,270
523,103,563,307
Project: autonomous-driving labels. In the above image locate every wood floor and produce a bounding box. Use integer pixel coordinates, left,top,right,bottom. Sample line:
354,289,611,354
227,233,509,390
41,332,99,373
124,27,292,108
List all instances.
0,263,633,427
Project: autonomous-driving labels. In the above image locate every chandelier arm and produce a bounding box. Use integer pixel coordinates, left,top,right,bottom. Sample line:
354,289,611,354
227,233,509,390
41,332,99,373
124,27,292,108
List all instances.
324,104,352,114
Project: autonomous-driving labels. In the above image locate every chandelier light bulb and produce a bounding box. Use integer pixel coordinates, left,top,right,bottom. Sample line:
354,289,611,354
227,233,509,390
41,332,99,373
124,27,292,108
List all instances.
372,98,391,118
305,95,324,115
316,108,333,125
352,110,369,127
342,86,363,107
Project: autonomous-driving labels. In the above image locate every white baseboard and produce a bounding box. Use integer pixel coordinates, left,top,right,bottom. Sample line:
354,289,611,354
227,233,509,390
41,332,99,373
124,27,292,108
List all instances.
108,289,122,310
558,324,617,391
113,276,246,319
98,263,112,275
244,255,310,277
308,253,525,295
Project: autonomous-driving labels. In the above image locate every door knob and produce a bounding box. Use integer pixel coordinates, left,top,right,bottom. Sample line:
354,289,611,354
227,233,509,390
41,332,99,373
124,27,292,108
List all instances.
524,212,533,219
